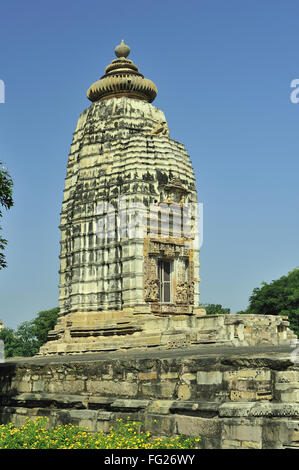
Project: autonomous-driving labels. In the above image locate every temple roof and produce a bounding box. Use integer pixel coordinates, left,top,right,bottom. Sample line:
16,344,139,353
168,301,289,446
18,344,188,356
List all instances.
87,40,157,103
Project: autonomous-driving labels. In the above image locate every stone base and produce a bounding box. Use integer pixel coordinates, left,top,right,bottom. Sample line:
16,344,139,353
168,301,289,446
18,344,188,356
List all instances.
1,346,299,449
38,309,297,356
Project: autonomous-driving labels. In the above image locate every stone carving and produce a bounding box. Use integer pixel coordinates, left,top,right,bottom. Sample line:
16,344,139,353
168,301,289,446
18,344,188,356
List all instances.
150,121,169,136
162,244,175,258
175,281,189,304
188,280,194,303
148,241,189,258
159,177,189,205
144,278,160,302
175,278,194,305
148,241,161,255
144,256,160,302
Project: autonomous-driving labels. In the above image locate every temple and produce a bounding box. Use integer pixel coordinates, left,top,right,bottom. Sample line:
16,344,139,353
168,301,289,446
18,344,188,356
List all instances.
39,42,295,355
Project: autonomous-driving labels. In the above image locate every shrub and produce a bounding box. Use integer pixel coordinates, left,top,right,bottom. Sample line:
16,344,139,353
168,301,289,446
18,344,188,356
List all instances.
0,417,200,450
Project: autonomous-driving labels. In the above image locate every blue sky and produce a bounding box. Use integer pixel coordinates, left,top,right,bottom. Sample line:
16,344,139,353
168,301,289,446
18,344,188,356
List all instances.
0,0,298,328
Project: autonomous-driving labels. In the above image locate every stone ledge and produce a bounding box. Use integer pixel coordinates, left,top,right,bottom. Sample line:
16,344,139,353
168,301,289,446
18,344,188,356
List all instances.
219,402,299,418
1,393,151,411
110,399,150,409
3,344,295,366
4,394,298,418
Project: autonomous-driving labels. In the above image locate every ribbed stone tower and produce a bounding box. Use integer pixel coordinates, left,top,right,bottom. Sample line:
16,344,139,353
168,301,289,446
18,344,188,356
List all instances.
40,41,205,355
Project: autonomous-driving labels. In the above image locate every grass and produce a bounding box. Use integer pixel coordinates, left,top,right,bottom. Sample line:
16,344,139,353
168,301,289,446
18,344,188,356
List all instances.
0,416,200,449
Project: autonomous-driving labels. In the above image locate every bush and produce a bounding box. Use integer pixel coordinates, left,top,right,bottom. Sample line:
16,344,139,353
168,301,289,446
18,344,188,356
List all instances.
0,307,59,358
0,417,200,449
237,268,299,337
203,304,230,315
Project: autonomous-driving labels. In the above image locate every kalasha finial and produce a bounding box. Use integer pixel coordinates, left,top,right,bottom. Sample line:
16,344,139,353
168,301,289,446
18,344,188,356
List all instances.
115,39,130,58
87,40,157,103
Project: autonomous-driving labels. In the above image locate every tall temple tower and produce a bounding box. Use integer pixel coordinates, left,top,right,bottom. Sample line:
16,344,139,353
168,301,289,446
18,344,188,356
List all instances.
40,41,205,355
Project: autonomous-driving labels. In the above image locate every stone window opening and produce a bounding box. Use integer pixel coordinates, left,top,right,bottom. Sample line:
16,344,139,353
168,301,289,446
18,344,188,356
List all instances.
158,260,172,303
185,259,189,281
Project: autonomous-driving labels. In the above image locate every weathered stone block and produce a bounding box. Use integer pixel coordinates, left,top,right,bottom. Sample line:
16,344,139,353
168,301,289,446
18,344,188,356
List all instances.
160,382,177,398
219,403,255,417
230,390,257,401
175,415,220,437
32,380,46,392
177,385,191,400
275,382,299,391
68,410,98,431
290,430,299,442
241,440,261,449
222,439,242,449
111,399,149,409
145,414,175,436
138,371,157,381
280,390,299,402
180,373,196,384
230,390,273,401
262,419,288,446
223,420,262,443
275,371,299,383
147,400,174,415
224,369,271,382
160,372,179,380
11,380,32,393
197,371,222,385
48,380,85,394
86,380,137,397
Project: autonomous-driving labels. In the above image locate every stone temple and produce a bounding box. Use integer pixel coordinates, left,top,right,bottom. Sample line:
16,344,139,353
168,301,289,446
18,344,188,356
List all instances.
40,40,204,355
39,41,296,355
3,42,297,451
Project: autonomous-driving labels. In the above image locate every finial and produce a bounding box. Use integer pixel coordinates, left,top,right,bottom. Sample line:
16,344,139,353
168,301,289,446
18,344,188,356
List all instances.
115,39,130,58
87,41,157,103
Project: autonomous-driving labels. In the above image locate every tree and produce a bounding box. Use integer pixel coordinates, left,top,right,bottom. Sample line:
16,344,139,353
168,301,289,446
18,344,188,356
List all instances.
15,321,39,357
31,307,59,350
0,162,13,269
237,268,299,337
0,307,59,358
203,304,231,315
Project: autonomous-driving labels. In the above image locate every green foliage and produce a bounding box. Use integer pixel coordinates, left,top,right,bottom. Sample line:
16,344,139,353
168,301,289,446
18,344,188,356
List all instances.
0,328,26,358
237,268,299,337
0,162,13,269
0,417,201,449
31,307,59,348
203,303,230,315
0,307,59,357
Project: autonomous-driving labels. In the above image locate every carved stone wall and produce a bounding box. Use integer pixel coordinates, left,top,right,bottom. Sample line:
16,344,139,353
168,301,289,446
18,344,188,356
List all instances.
59,97,199,318
144,257,159,302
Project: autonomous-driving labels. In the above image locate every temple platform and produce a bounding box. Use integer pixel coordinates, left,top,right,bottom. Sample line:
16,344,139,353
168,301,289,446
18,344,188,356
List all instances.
1,343,299,449
38,312,296,355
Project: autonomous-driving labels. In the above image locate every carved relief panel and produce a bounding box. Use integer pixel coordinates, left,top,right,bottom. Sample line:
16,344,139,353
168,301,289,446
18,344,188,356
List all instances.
144,239,194,306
